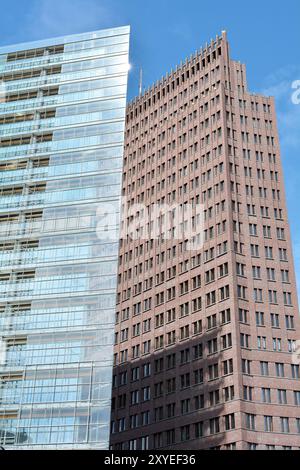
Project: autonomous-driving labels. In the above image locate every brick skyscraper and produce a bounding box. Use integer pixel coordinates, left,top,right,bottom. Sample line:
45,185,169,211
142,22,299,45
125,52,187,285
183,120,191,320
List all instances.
110,32,300,450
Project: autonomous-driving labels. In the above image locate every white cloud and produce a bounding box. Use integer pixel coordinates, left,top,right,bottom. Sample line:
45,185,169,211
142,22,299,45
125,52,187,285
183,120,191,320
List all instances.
261,64,300,89
24,0,119,39
259,66,300,149
261,80,291,101
259,66,300,304
277,105,300,148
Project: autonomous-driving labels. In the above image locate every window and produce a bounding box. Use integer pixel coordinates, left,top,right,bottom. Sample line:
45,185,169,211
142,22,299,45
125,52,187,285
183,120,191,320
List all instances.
194,368,204,385
118,417,126,432
257,336,267,350
221,333,232,349
166,429,175,446
141,436,149,450
195,422,204,438
129,439,137,450
283,292,292,306
193,343,203,359
166,403,175,418
154,382,163,398
209,390,220,406
153,433,163,448
225,414,235,430
180,425,190,442
269,289,278,304
209,417,220,435
207,314,217,329
248,443,257,450
260,361,269,376
143,363,151,377
245,413,256,430
131,367,140,382
242,359,251,375
224,443,236,450
265,246,273,259
239,308,249,324
154,407,164,422
252,266,261,279
131,390,139,405
267,267,276,281
273,338,281,351
220,308,231,324
264,416,273,432
261,388,271,403
292,364,300,379
180,373,190,389
167,354,176,369
254,288,263,302
119,371,128,386
167,308,176,323
270,313,279,328
206,290,216,306
141,411,150,426
193,320,202,335
132,324,140,337
280,417,290,433
237,285,247,299
195,394,204,410
223,359,233,375
294,391,300,406
285,315,295,330
181,399,191,415
208,338,218,355
255,312,265,326
224,385,235,401
167,330,176,345
208,364,219,380
278,389,287,404
275,363,285,378
143,318,151,332
180,325,190,340
244,386,253,401
192,297,202,313
132,344,140,359
130,414,139,429
154,335,163,350
219,285,230,300
251,244,259,257
180,302,189,318
240,333,250,348
143,340,151,354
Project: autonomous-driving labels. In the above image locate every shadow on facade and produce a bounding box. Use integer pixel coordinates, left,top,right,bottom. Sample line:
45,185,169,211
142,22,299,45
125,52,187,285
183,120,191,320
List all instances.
110,323,229,450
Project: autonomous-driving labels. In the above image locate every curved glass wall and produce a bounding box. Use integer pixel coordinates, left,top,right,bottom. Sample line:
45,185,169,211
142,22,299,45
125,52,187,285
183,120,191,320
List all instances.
0,26,130,449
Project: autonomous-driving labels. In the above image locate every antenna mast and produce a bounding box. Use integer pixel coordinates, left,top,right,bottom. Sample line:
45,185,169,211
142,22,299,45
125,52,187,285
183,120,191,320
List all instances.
139,68,143,96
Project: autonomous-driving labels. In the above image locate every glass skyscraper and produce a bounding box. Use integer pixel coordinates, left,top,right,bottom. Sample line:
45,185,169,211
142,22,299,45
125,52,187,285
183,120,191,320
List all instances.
0,26,130,449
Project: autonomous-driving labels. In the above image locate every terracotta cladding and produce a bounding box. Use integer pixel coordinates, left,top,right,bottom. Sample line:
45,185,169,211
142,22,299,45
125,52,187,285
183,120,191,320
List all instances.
110,32,300,450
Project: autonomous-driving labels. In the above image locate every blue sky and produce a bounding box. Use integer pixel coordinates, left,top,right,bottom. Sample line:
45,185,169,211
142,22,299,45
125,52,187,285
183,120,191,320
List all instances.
0,0,300,296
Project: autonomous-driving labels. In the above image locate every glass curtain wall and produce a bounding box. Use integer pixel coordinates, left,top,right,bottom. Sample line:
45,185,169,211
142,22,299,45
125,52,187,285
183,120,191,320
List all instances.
0,26,130,449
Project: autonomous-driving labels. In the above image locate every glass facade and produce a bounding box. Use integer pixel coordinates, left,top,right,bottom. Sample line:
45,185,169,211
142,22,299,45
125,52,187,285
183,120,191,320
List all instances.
0,26,130,449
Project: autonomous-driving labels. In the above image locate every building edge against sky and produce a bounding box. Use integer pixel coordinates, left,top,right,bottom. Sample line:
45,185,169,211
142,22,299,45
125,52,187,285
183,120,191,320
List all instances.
0,26,130,449
110,31,300,450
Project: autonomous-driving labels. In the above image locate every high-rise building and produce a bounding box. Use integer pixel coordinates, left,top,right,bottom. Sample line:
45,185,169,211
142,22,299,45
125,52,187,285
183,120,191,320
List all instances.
111,31,300,450
0,26,130,449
